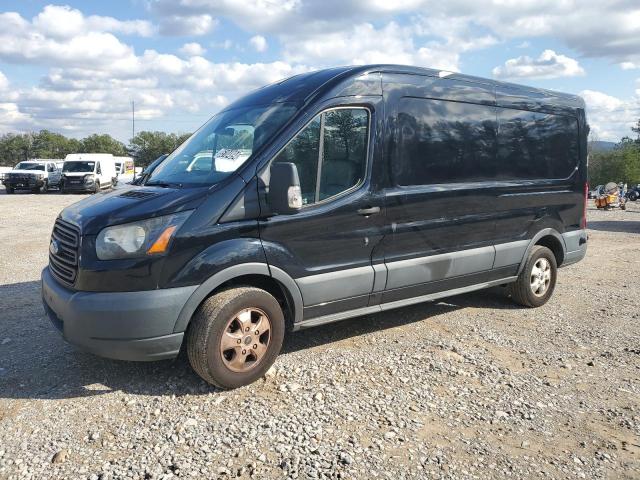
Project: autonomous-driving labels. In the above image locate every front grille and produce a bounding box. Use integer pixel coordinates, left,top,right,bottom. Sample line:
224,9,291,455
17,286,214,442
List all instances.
49,219,80,286
7,173,35,183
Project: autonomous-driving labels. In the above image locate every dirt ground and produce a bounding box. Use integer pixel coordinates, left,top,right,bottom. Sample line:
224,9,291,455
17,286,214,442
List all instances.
0,188,639,480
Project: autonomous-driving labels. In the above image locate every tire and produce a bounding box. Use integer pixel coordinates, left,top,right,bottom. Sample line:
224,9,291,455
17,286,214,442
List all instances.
509,245,558,308
186,287,285,389
39,180,48,194
5,186,14,194
93,181,100,194
629,191,638,201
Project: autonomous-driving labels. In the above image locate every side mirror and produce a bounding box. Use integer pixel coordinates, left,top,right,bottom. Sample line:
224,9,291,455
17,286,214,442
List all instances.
268,162,302,215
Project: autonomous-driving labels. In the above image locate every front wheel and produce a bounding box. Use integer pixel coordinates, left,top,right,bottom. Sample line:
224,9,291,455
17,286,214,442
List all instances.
93,181,100,194
186,287,285,389
39,180,48,194
509,245,557,308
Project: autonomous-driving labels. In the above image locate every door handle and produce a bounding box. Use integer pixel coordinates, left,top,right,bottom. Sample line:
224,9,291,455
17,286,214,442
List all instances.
357,206,380,216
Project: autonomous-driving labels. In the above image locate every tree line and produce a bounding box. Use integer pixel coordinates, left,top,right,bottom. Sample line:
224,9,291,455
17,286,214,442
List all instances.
0,130,192,168
589,120,640,187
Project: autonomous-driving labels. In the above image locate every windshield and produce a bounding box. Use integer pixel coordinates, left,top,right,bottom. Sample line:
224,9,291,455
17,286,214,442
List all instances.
63,161,95,173
15,162,44,171
147,103,297,187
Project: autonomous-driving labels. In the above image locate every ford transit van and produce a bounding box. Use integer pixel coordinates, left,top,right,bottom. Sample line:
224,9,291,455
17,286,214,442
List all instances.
61,153,117,193
42,65,588,388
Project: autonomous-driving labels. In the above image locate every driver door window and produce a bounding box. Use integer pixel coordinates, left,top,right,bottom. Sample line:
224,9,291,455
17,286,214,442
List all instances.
273,108,369,206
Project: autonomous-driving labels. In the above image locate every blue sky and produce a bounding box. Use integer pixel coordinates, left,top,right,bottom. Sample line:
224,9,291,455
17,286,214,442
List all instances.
0,0,639,142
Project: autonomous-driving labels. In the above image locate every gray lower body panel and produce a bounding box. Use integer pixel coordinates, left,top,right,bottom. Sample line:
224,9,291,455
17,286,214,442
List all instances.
294,275,517,330
385,245,495,290
41,267,197,361
295,265,374,306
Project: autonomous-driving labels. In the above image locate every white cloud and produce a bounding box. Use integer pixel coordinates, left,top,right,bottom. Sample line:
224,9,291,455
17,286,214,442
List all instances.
148,1,640,69
493,50,585,80
0,71,9,90
150,0,300,32
580,89,639,141
33,5,154,38
158,14,217,36
249,35,268,53
282,20,494,71
179,42,206,57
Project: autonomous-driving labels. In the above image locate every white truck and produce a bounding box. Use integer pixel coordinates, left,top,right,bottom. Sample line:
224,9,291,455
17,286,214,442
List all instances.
60,153,117,194
2,159,63,194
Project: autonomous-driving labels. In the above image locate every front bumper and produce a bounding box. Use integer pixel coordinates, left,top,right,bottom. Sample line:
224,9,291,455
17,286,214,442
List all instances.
3,178,44,189
62,179,94,192
41,267,197,361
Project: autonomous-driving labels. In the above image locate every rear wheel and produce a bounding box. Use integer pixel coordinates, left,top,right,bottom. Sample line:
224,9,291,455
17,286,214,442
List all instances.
186,287,285,389
509,245,557,308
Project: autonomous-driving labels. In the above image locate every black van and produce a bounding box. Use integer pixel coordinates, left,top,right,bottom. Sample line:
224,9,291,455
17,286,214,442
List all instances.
42,65,588,388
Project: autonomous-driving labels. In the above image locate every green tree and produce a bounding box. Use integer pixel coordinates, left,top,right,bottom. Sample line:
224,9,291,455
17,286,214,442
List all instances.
128,131,191,168
80,134,127,155
0,133,34,166
32,130,81,158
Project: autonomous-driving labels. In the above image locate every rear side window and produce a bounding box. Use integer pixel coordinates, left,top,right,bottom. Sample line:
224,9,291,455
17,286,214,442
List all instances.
393,98,497,185
393,97,579,185
497,109,578,180
273,108,369,206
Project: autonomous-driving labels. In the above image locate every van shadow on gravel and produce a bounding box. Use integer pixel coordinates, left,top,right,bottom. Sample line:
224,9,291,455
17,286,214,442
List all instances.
587,220,640,234
0,281,515,401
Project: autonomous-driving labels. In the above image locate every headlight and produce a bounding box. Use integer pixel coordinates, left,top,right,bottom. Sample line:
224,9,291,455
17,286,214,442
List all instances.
84,174,94,183
96,211,192,260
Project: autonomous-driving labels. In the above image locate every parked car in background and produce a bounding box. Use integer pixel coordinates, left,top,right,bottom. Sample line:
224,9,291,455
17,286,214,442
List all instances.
114,156,135,186
131,154,168,185
2,159,62,193
60,153,117,193
626,184,640,201
589,184,604,199
42,65,588,389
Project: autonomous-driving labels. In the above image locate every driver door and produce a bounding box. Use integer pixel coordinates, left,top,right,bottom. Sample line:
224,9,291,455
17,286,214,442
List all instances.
259,105,386,320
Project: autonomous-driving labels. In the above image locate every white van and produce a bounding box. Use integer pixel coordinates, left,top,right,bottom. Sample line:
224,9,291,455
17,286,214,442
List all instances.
61,153,117,194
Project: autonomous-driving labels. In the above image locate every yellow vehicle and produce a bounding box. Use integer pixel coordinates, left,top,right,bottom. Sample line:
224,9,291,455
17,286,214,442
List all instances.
595,182,626,210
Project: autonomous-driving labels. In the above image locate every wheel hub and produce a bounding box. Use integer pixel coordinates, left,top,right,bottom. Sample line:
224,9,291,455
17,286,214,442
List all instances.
530,258,552,297
219,308,271,373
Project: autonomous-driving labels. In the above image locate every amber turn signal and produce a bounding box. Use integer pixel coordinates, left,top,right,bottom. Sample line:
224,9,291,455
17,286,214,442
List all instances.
147,225,177,254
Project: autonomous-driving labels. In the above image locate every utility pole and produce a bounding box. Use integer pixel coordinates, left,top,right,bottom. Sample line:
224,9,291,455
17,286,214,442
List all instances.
131,100,136,180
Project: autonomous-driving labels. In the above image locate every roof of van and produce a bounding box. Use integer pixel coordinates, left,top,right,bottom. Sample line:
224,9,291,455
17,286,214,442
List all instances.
64,153,114,161
224,64,584,111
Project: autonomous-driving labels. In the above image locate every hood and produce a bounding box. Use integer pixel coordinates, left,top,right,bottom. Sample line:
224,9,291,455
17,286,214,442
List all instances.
9,169,44,175
59,174,247,235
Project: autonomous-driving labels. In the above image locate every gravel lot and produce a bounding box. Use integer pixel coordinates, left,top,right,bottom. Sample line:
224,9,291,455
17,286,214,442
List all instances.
1,189,639,480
